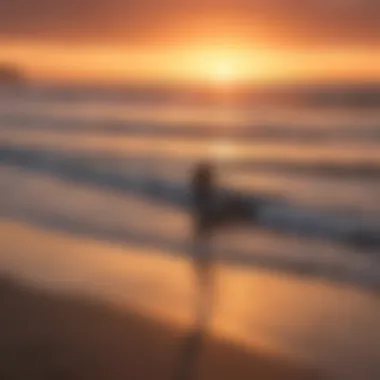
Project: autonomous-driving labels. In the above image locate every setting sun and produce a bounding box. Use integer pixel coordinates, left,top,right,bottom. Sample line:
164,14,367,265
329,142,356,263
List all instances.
209,60,237,83
183,46,257,85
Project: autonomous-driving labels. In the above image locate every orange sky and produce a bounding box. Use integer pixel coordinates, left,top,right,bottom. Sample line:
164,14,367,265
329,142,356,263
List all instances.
1,39,379,85
0,0,379,85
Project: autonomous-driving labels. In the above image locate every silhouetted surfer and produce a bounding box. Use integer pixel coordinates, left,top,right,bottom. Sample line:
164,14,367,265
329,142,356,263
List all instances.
191,161,216,240
190,161,216,308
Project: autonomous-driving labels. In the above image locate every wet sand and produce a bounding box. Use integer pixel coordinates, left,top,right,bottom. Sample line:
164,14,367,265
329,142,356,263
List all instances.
0,277,318,380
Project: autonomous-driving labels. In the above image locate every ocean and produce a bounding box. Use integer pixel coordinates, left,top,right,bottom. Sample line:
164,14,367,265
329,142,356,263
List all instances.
0,83,379,379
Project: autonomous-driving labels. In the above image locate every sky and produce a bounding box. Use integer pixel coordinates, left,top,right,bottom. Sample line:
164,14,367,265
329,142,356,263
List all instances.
0,0,379,84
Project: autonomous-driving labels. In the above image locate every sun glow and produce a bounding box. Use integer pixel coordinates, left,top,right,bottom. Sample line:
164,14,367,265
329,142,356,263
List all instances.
1,39,378,85
210,60,237,83
183,46,257,85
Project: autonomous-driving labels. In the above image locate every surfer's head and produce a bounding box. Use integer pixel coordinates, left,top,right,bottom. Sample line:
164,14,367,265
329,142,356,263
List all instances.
192,161,215,189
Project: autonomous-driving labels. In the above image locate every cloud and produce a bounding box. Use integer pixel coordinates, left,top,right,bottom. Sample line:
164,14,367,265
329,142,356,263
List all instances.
0,0,378,47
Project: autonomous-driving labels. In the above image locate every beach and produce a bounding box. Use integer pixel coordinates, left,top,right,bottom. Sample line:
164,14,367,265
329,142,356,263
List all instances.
0,275,318,380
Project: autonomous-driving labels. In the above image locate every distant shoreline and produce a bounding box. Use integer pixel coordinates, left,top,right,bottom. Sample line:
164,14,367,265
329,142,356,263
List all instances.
6,78,380,109
0,64,26,86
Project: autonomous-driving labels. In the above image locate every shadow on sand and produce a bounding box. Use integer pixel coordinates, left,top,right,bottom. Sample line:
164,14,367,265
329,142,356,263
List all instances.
173,236,215,380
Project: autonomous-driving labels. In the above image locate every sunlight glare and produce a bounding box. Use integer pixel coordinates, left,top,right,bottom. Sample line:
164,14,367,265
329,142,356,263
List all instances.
187,46,254,85
210,140,236,160
210,60,236,83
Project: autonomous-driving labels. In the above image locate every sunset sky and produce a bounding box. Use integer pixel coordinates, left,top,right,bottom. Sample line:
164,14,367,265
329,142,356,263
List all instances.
0,0,379,85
